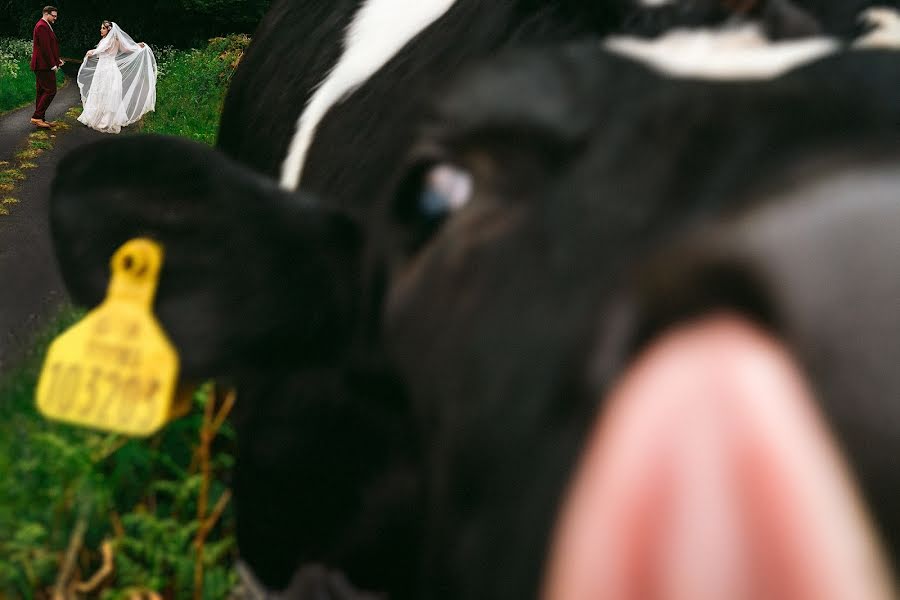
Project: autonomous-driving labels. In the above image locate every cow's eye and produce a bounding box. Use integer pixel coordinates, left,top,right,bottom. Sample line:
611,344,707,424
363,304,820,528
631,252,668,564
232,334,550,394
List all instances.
419,164,472,218
392,162,473,254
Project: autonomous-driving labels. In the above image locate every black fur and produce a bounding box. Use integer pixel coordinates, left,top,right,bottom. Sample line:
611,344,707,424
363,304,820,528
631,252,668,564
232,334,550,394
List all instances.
376,47,900,597
49,1,900,598
51,136,362,377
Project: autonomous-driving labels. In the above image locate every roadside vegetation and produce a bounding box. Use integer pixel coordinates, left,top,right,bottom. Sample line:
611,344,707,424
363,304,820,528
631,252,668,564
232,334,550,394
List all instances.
0,38,64,114
142,35,249,145
0,310,239,599
0,35,250,598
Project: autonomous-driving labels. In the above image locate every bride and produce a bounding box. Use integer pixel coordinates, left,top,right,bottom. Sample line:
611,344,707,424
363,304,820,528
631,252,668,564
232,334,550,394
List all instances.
77,21,156,134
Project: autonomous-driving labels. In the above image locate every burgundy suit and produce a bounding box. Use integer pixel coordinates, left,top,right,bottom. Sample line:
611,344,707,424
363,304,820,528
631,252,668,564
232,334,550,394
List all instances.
31,18,61,121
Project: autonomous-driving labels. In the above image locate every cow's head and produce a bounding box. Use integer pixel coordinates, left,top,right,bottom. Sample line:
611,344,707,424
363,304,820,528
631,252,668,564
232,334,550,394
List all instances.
50,37,899,600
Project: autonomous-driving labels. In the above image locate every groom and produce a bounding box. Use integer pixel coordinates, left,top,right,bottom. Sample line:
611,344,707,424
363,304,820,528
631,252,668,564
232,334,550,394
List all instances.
30,5,63,129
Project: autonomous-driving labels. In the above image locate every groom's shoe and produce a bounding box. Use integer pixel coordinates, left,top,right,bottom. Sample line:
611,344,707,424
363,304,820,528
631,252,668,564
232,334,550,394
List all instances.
30,118,52,129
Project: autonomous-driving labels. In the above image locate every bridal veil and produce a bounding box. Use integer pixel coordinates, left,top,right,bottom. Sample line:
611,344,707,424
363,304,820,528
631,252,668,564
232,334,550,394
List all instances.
77,22,157,127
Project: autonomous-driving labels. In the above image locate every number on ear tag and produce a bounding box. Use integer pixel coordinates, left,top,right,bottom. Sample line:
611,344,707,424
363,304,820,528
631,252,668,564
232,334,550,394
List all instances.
36,238,180,436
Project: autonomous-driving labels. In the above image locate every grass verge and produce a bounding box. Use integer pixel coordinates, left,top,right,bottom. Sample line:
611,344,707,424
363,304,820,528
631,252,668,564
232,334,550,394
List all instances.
141,35,249,145
1,38,66,115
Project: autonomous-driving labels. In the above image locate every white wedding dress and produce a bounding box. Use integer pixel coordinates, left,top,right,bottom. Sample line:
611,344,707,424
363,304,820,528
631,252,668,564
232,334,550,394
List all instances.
77,23,157,134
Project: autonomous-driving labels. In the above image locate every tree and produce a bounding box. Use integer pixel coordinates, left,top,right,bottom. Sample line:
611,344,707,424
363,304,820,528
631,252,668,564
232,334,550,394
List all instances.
0,0,270,52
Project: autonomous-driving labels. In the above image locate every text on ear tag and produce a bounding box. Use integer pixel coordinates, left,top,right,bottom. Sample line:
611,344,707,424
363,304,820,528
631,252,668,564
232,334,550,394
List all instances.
36,238,180,436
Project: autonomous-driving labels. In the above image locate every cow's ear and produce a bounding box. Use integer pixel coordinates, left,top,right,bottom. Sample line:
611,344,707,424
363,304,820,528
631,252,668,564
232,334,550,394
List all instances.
51,135,361,378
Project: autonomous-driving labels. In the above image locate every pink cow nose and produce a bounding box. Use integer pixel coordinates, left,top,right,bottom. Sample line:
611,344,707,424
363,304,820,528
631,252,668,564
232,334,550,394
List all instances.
543,315,894,600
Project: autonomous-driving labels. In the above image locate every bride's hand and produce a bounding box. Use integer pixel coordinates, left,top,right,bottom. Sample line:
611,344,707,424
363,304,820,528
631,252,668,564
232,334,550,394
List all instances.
86,50,93,57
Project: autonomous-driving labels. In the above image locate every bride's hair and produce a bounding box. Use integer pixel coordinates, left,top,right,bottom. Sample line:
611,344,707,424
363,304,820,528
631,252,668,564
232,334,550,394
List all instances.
96,21,113,46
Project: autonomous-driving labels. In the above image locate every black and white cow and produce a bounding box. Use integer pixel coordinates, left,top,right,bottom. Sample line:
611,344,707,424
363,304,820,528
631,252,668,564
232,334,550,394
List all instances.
49,0,899,598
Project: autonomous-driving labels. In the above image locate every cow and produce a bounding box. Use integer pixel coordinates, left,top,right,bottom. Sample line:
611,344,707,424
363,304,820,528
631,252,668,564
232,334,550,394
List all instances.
47,0,899,598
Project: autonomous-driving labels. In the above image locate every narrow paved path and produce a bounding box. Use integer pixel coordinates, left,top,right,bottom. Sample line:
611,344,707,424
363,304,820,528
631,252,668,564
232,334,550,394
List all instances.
0,78,105,373
0,78,80,163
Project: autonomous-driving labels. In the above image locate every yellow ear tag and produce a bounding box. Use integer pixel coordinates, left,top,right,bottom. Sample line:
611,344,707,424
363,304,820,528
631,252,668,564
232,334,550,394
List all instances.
36,238,180,436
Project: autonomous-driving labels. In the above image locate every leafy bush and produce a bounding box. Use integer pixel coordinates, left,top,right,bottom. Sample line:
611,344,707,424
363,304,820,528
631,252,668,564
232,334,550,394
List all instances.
142,34,249,145
0,37,29,77
0,307,238,598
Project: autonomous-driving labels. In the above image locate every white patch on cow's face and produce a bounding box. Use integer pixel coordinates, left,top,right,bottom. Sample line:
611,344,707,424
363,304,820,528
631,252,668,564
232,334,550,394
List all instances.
605,23,840,80
638,0,675,6
280,0,459,191
853,7,900,49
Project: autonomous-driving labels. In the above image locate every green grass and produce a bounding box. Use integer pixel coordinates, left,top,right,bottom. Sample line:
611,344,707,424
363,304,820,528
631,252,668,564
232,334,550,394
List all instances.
0,307,238,598
0,57,37,113
142,35,249,145
0,168,26,184
15,148,42,161
0,36,247,596
0,38,66,114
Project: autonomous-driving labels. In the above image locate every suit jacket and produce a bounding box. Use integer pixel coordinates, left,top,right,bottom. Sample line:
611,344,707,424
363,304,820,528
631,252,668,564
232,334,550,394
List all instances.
31,19,60,71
